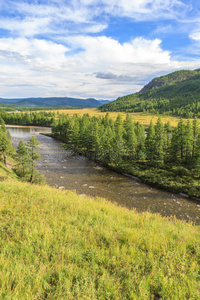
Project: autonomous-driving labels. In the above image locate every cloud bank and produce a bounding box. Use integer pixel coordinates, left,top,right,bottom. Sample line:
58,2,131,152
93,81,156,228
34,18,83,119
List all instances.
0,0,199,99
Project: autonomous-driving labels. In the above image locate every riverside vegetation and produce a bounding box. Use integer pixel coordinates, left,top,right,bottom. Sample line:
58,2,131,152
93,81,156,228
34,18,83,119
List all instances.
51,112,200,199
0,118,45,184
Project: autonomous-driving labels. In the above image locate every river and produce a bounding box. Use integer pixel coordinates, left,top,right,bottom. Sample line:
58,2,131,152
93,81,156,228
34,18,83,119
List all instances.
7,125,200,224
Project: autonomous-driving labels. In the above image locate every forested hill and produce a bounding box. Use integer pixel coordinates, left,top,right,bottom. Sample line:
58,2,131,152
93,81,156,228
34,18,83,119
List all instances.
0,97,106,108
100,69,200,117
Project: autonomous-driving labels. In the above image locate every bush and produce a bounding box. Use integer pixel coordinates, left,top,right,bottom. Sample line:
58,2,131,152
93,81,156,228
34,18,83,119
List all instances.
171,166,190,177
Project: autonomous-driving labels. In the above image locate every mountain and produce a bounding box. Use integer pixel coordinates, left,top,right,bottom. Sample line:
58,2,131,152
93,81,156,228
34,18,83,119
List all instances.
100,69,200,118
97,100,111,105
0,97,102,107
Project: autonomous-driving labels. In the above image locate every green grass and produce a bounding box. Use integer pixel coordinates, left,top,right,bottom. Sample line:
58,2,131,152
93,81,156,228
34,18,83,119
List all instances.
0,180,199,299
0,158,19,182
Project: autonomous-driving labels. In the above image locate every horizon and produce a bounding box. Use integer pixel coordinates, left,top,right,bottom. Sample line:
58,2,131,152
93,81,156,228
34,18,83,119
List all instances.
0,0,200,100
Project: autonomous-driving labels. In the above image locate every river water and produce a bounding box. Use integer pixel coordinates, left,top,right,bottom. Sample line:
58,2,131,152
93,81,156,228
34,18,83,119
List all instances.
7,125,200,224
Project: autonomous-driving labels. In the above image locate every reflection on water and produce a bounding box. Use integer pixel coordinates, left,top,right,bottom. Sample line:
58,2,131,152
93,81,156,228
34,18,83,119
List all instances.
8,125,200,225
7,126,51,139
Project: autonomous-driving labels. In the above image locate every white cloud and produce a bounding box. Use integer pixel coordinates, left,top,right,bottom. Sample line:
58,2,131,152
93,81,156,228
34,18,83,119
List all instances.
0,0,188,39
190,30,200,41
0,0,199,99
0,35,192,99
94,0,187,20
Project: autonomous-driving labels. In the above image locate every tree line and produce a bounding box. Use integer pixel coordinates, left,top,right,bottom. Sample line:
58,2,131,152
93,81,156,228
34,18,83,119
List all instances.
0,111,55,126
0,118,44,184
51,113,200,171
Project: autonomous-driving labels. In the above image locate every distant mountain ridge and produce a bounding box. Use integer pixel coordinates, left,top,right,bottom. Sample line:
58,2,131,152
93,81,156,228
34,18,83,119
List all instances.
100,69,200,118
0,97,110,107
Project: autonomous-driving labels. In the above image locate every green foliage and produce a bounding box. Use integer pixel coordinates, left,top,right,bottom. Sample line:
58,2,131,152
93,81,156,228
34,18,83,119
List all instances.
15,137,45,184
16,140,31,178
26,136,41,183
0,126,15,167
100,69,200,118
171,166,190,177
0,111,54,126
51,113,200,197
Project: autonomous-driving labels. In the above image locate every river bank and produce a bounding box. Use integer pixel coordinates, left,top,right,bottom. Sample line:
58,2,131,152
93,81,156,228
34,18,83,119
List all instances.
7,126,200,224
47,132,200,203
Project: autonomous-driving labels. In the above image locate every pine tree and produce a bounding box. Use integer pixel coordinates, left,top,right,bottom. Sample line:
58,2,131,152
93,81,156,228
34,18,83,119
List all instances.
135,123,146,160
192,118,199,159
26,136,41,183
123,114,137,159
0,127,15,167
185,120,193,164
176,119,186,161
125,124,137,159
145,120,155,161
16,140,31,177
164,121,172,147
154,118,166,164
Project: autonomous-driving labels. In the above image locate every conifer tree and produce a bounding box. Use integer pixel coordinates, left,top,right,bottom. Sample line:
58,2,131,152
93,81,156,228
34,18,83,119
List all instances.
185,120,193,164
26,136,41,183
170,127,179,162
176,119,186,161
125,124,137,159
135,123,146,160
192,118,199,159
0,126,15,167
154,118,166,164
164,121,172,147
145,120,155,161
16,140,31,177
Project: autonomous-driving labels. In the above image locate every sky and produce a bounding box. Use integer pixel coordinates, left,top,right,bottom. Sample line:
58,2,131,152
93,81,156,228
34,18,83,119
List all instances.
0,0,200,100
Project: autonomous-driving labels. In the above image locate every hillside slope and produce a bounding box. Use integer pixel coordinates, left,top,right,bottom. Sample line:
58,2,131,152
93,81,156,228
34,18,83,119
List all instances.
0,179,199,299
100,69,200,117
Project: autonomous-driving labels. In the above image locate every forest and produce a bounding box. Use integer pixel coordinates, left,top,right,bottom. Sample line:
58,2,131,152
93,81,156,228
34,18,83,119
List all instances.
50,112,200,198
100,69,200,118
50,113,200,167
0,111,55,126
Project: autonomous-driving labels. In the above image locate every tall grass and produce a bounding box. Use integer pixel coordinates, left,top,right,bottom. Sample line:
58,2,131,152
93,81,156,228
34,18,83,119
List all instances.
0,181,199,299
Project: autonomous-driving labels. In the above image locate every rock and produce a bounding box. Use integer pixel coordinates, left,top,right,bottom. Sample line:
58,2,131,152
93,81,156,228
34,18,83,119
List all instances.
179,193,189,198
122,173,141,182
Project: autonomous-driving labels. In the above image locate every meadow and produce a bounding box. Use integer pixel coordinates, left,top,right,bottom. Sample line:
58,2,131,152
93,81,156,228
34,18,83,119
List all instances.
47,108,184,127
0,165,199,299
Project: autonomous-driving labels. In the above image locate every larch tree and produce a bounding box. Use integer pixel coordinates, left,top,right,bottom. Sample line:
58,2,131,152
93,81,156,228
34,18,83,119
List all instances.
16,140,31,178
26,136,41,183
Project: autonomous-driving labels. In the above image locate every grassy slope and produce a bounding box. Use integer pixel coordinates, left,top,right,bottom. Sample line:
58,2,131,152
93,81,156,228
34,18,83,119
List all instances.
0,159,19,182
0,179,200,299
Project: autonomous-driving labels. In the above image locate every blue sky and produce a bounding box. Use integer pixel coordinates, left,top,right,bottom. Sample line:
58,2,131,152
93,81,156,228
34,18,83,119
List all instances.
0,0,200,99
